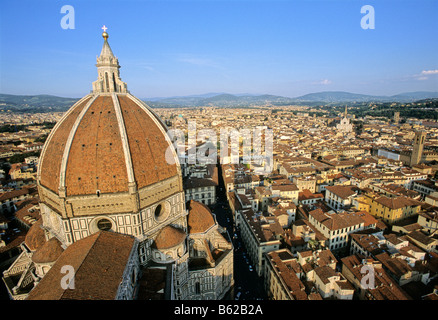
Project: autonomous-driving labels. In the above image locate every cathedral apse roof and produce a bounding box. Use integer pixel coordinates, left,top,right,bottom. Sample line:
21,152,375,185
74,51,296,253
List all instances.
186,200,216,234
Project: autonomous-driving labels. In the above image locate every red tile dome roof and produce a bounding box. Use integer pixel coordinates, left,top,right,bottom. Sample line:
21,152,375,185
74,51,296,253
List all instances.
37,93,178,197
153,225,186,250
186,200,216,234
25,219,46,251
32,237,64,264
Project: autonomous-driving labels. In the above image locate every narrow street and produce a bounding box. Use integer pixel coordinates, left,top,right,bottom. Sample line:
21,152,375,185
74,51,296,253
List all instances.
211,165,268,301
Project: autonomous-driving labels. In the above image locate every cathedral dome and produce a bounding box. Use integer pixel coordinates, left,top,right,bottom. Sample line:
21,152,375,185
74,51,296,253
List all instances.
38,93,178,197
36,29,182,219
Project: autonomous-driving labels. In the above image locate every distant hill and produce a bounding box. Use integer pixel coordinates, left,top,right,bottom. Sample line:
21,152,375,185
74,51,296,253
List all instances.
0,94,79,112
1,91,438,112
293,91,438,103
294,91,388,103
146,92,228,102
145,93,298,108
145,91,438,107
389,91,438,101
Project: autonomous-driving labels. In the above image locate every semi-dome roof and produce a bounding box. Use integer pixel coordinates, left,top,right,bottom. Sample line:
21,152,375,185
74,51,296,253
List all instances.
153,225,186,250
37,30,180,199
186,200,216,234
32,237,64,264
25,219,46,251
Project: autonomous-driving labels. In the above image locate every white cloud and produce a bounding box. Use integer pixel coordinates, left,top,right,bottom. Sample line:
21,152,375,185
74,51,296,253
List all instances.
310,79,332,86
412,69,438,81
319,79,332,85
421,69,438,75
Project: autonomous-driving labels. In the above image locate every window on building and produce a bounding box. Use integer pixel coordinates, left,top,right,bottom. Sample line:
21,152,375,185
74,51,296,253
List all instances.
97,218,112,231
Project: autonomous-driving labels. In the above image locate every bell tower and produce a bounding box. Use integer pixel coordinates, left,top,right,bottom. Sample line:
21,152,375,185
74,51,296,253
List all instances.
92,26,128,93
410,130,426,166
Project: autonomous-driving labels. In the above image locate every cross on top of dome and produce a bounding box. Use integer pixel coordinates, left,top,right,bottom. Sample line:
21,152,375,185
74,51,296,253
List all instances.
102,25,109,40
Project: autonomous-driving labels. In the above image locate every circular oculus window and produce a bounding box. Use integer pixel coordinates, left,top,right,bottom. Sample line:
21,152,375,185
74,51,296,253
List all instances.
97,218,113,231
154,202,170,222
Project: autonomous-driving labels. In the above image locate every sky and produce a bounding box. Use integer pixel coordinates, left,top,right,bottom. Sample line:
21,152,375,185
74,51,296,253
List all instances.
0,0,437,99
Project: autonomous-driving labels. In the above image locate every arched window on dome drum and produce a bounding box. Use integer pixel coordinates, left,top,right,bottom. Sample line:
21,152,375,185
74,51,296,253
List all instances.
105,72,109,92
195,281,200,295
112,73,116,92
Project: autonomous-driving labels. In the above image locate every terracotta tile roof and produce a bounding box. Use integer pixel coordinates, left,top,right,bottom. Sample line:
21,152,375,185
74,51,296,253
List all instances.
268,251,308,300
349,210,378,227
65,95,128,196
300,219,327,242
375,252,414,279
39,96,92,193
350,233,385,256
272,184,299,192
407,230,437,246
314,265,337,284
374,195,420,210
298,189,323,201
153,225,186,249
325,185,358,199
118,95,178,189
227,192,242,211
14,202,40,228
0,188,32,202
310,209,364,231
183,177,217,189
26,231,135,300
341,254,411,300
32,237,64,264
38,93,178,197
24,219,46,251
308,292,323,300
187,200,216,234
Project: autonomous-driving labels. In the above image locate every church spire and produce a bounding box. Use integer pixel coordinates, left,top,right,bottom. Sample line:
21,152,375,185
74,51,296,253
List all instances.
92,26,128,94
